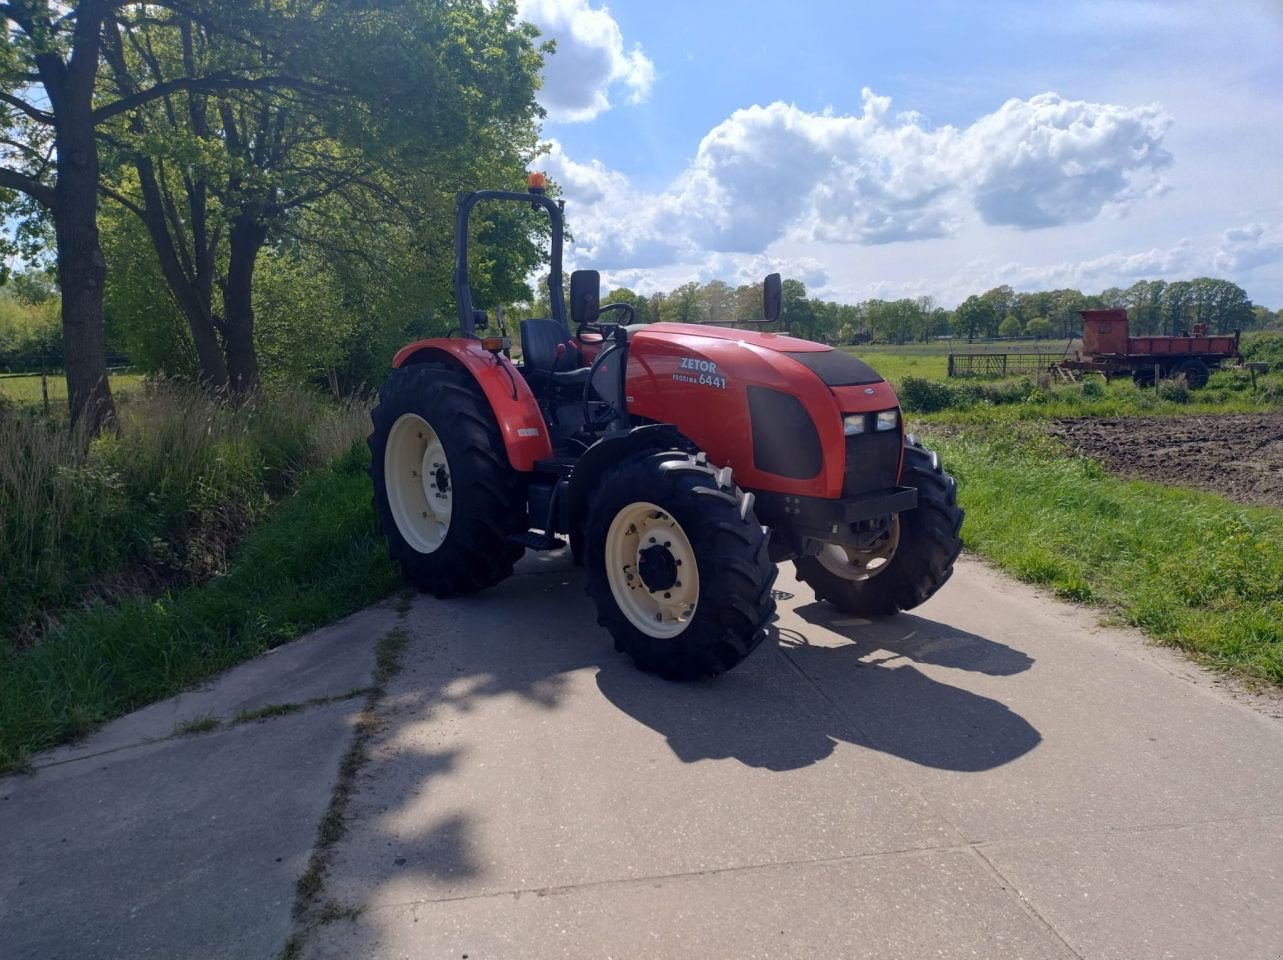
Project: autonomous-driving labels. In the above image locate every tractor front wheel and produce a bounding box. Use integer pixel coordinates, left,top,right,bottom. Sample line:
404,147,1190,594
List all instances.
585,451,776,680
795,436,963,616
369,363,524,597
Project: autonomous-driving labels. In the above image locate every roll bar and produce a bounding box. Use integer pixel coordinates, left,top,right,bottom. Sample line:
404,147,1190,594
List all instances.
454,190,565,337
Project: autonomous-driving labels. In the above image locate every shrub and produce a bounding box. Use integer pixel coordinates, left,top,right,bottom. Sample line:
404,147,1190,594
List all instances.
1080,377,1105,398
898,376,964,413
1241,332,1283,372
1,382,369,647
1156,377,1190,404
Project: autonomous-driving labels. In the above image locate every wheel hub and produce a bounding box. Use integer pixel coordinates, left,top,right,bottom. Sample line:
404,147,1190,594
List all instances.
604,502,699,638
385,413,452,554
817,516,900,582
638,544,679,592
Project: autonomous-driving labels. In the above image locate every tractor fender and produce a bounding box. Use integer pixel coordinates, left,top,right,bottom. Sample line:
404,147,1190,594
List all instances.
566,424,689,527
393,338,552,471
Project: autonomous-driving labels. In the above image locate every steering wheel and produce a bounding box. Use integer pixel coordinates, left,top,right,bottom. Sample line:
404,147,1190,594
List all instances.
576,301,636,341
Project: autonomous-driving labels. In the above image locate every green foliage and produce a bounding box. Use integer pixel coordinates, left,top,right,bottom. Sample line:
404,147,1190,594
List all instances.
1025,317,1053,339
1079,376,1105,398
998,314,1024,338
0,283,62,371
0,383,367,646
935,430,1283,683
1241,332,1283,372
0,443,400,773
1156,378,1190,404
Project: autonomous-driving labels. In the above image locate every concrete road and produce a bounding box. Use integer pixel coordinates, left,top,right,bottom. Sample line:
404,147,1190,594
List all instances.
308,553,1283,960
3,552,1281,959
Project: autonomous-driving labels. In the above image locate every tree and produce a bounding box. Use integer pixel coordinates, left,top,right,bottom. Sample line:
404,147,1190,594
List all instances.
980,285,1015,326
659,281,704,324
699,280,734,325
603,285,648,322
96,0,545,393
733,282,764,325
998,314,1023,339
954,295,996,340
779,278,817,339
1025,317,1052,339
0,1,318,428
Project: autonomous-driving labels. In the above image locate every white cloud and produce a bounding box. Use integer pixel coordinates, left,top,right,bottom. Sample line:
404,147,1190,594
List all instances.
543,89,1173,271
1214,223,1283,272
961,93,1171,228
519,0,654,123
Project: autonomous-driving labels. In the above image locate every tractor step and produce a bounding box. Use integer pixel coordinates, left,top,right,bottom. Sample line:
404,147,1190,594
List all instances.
508,531,567,552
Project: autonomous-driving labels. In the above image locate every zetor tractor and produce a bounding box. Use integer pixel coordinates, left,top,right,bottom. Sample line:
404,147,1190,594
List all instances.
370,176,964,680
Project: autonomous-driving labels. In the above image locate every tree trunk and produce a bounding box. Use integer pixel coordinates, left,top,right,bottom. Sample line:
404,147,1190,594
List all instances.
223,217,267,394
55,119,117,433
134,158,229,389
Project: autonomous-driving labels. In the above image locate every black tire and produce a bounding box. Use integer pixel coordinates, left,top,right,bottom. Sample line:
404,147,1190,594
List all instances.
585,451,776,680
369,363,524,597
795,435,964,616
1175,358,1209,389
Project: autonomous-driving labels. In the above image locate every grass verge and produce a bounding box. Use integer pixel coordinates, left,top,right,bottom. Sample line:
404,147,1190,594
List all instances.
931,426,1283,684
0,443,400,775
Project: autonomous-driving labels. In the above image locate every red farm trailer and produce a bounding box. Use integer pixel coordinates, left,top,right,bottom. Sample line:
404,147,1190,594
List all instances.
1057,308,1240,388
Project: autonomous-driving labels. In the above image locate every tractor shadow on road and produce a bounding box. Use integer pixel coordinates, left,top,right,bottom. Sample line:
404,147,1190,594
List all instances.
596,606,1041,774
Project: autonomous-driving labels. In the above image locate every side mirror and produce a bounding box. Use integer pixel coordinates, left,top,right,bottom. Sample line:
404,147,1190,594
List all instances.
570,269,600,326
472,309,489,330
763,273,782,323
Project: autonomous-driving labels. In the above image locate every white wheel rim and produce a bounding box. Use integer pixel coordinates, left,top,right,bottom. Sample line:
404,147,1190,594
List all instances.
385,413,453,554
605,501,699,638
817,516,900,581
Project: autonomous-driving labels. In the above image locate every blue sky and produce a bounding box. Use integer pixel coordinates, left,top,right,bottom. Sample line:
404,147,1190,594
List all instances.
518,0,1283,307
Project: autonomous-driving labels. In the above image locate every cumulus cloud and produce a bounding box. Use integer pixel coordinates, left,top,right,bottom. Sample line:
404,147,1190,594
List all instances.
543,89,1173,271
988,240,1196,290
962,94,1171,228
1214,223,1283,272
519,0,654,122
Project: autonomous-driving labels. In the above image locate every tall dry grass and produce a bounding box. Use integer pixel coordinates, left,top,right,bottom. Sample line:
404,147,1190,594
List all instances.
0,381,369,646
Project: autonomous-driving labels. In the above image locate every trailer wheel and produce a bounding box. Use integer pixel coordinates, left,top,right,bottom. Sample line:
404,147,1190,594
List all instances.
1174,358,1209,389
585,451,776,680
1132,367,1157,388
370,363,524,597
795,436,963,616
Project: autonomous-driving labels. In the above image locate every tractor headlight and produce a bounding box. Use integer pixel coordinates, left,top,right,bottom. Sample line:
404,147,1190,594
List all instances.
876,410,899,432
842,414,867,435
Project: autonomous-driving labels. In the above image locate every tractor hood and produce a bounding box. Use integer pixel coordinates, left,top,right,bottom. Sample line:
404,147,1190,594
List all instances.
642,322,830,352
637,322,885,387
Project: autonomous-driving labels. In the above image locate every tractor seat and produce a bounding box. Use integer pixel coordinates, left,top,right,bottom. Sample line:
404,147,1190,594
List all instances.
520,318,591,390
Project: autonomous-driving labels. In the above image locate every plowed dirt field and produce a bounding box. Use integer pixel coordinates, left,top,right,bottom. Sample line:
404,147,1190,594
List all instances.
1048,413,1283,508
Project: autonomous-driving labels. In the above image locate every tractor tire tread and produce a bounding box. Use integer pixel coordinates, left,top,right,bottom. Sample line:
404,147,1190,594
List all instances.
795,437,964,617
585,451,776,680
370,362,524,598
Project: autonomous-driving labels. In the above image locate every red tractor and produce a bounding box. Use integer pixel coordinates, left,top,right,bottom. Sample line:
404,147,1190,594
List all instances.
369,177,964,679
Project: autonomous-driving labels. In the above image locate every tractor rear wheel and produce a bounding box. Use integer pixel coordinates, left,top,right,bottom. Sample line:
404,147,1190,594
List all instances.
795,436,963,616
369,363,524,597
585,451,776,680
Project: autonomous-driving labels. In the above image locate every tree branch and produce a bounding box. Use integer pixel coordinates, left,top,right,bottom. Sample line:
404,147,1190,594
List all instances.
0,166,55,207
99,184,146,218
91,74,329,124
0,91,55,125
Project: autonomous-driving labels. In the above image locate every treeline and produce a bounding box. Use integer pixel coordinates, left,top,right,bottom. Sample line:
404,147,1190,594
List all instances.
576,276,1281,345
0,1,550,430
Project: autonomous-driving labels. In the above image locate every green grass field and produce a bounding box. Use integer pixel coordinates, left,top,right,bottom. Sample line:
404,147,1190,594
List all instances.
0,372,145,406
932,427,1282,684
0,444,399,774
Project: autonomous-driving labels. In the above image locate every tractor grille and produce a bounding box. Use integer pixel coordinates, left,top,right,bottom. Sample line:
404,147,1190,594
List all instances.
842,429,902,496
